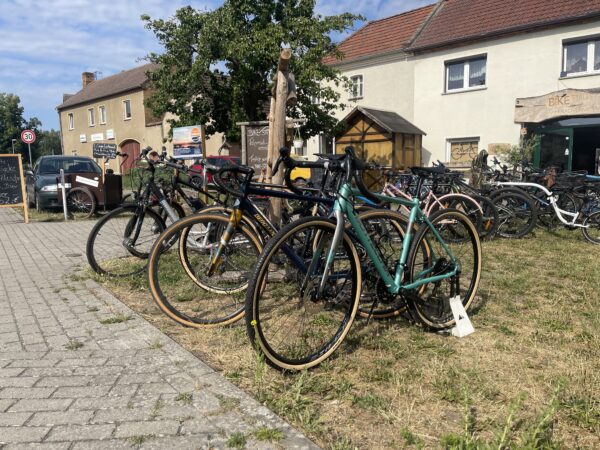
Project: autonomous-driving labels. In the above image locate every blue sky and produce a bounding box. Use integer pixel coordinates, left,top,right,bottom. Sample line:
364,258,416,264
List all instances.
0,0,431,130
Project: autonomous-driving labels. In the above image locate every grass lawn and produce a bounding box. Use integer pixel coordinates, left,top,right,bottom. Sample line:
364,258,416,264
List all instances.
89,227,599,449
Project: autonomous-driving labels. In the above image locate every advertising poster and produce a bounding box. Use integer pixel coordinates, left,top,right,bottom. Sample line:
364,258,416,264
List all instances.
173,125,203,159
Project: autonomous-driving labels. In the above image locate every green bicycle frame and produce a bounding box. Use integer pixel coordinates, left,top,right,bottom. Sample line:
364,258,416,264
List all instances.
326,182,459,295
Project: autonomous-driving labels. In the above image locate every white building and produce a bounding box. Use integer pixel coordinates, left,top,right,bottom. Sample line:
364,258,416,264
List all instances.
314,0,600,174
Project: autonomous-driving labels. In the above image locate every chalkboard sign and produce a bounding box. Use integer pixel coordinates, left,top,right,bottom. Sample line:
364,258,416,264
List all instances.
93,143,117,159
245,125,269,172
0,154,29,223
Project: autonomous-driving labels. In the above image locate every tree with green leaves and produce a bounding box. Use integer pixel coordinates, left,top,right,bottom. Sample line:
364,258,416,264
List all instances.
0,93,44,162
0,93,26,152
142,0,361,141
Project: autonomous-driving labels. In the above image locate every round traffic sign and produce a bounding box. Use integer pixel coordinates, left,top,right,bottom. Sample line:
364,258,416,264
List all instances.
21,130,36,144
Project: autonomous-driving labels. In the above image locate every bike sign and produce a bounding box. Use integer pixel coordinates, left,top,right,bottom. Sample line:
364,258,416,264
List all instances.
21,130,36,144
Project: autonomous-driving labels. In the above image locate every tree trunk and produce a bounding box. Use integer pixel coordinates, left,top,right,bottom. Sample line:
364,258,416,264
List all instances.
267,48,292,225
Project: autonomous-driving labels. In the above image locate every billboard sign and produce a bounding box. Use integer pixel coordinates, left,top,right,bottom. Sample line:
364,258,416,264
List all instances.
173,125,203,159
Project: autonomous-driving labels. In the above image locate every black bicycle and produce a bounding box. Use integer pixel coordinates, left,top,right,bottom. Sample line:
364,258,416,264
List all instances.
86,147,224,277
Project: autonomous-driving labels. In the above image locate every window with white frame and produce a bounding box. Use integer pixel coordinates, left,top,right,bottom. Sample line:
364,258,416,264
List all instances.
563,38,600,75
445,56,486,92
68,113,74,130
123,100,132,120
349,75,363,99
99,105,106,124
88,108,95,126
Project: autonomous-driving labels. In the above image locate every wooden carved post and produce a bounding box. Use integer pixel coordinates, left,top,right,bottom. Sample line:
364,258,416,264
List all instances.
266,48,295,224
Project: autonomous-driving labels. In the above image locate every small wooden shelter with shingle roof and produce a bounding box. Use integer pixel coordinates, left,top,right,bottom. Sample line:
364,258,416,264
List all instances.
335,106,425,170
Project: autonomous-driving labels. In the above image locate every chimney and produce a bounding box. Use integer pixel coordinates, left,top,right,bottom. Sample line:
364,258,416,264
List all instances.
62,93,73,102
82,72,95,88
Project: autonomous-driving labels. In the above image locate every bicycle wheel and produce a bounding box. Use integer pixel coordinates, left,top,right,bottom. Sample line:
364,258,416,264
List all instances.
581,210,600,244
429,194,483,240
245,216,361,371
353,209,410,319
471,194,499,240
147,213,262,327
67,187,96,219
406,209,482,330
86,205,165,277
492,191,537,238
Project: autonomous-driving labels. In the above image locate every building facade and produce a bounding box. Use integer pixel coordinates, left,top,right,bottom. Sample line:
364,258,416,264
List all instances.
314,0,600,174
57,65,223,172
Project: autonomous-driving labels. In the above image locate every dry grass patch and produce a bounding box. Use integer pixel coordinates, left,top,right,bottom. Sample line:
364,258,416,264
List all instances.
91,228,599,449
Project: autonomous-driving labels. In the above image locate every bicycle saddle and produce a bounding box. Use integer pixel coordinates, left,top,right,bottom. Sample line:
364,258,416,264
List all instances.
410,166,446,177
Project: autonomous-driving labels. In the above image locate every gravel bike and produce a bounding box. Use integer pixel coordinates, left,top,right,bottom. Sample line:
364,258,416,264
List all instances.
245,147,482,371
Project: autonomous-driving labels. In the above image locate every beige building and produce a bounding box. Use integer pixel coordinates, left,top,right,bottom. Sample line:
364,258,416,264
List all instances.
315,0,600,174
57,64,222,172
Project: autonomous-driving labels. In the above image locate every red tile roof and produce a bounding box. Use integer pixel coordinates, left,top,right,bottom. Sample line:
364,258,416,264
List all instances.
57,63,158,110
324,4,436,65
410,0,600,51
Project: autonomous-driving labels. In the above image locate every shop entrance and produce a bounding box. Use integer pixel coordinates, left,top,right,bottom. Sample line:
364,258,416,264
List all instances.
531,118,600,174
573,127,600,174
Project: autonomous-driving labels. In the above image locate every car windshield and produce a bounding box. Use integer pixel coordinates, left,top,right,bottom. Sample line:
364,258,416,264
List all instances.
38,158,101,175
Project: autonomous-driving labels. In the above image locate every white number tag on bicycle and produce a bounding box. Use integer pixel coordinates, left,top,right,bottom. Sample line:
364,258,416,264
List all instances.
449,295,475,338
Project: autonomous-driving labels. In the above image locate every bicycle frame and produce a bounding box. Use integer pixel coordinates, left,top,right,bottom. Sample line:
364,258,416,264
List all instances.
495,181,587,228
206,176,336,274
321,182,459,296
382,181,483,216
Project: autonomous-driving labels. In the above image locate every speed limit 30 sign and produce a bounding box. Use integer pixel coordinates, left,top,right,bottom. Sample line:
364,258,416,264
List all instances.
21,130,36,144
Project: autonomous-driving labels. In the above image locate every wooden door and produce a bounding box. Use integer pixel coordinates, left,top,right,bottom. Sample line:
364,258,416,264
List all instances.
119,141,140,172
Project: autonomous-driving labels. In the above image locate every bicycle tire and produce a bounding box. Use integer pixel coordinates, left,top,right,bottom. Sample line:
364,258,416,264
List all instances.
67,187,96,219
86,205,165,277
471,194,499,240
428,193,483,239
147,213,262,327
581,210,600,244
406,208,482,330
245,216,361,371
492,191,537,238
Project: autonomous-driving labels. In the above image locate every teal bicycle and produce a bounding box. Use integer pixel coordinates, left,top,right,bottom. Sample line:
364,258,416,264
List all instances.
245,147,482,371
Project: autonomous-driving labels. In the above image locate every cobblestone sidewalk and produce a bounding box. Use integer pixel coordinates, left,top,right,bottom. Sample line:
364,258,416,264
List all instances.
0,209,317,449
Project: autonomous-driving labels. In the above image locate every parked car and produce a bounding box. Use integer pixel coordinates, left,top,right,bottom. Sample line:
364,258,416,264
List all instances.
25,156,102,212
189,156,241,187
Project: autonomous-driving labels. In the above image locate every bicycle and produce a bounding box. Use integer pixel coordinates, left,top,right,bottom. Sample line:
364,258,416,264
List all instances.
146,150,411,328
495,173,600,244
245,146,482,370
86,148,224,277
438,160,538,239
378,168,499,240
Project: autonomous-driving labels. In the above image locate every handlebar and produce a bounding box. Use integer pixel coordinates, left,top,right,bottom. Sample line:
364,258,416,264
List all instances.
213,165,255,197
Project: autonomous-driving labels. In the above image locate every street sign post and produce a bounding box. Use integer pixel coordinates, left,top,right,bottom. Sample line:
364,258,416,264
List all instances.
21,130,36,166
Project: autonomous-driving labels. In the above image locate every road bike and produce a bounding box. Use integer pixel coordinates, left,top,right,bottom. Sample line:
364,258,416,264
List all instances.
245,147,482,371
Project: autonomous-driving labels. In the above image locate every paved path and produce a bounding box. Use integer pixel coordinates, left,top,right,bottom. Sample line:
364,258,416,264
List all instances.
0,209,317,449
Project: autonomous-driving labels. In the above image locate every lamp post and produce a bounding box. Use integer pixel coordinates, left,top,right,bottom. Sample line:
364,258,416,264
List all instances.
11,139,16,154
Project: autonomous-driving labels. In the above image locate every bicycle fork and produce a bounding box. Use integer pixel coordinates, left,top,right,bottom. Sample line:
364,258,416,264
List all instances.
205,209,242,277
316,208,345,298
